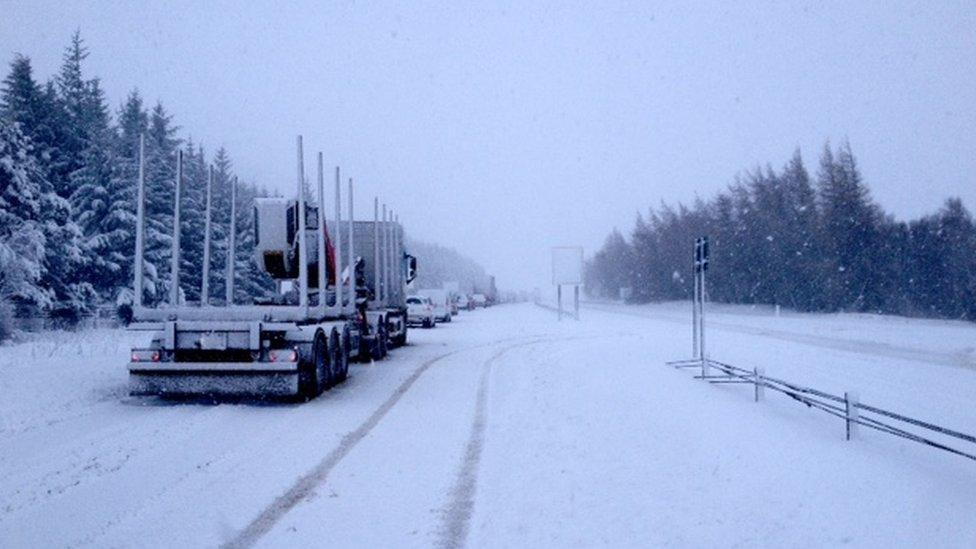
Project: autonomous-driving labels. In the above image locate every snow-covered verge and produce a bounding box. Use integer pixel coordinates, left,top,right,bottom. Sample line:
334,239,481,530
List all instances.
1,303,974,547
584,301,976,437
0,328,149,438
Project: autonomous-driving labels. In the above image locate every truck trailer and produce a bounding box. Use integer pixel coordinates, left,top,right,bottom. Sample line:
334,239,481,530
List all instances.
127,135,415,400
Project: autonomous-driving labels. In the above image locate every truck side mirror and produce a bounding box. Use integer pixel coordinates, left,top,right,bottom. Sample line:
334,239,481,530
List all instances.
406,255,417,283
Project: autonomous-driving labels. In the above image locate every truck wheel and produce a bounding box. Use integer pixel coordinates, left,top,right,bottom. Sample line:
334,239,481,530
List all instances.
329,329,345,385
336,325,350,381
379,321,389,358
393,324,407,347
301,332,327,399
371,321,388,361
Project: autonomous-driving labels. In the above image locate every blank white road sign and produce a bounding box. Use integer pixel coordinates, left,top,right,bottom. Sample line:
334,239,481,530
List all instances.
552,246,583,285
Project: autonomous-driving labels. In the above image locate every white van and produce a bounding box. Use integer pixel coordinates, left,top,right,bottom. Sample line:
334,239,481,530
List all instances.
416,289,452,323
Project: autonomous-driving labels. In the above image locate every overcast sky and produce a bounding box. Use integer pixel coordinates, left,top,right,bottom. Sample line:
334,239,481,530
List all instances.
3,1,975,290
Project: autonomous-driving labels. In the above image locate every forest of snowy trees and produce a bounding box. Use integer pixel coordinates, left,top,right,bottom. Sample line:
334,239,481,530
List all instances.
406,237,491,295
585,143,976,321
0,33,274,337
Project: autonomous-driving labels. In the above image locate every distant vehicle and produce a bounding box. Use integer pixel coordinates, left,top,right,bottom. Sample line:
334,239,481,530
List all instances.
406,296,436,328
443,281,460,316
456,294,471,310
471,293,487,308
417,289,452,322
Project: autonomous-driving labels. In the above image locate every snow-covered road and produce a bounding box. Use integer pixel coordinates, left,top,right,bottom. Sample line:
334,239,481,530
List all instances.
2,303,975,547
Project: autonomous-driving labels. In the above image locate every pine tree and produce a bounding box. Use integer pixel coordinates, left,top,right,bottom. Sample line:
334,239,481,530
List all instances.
55,31,93,198
178,141,207,302
587,228,632,299
69,123,115,293
71,90,145,300
1,56,66,186
2,55,94,319
1,56,47,145
778,149,820,310
817,141,883,311
232,179,275,303
909,199,976,319
0,118,49,313
208,147,233,303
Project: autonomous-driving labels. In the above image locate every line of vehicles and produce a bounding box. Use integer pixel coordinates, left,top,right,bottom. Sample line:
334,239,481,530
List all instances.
126,136,425,400
125,135,498,401
405,289,490,328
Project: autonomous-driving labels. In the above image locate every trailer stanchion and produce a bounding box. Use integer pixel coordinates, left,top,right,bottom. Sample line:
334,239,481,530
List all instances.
316,153,328,313
373,197,381,305
296,137,309,312
134,135,146,308
170,149,183,306
226,176,237,305
201,165,214,305
380,204,390,307
394,214,401,291
386,208,399,307
347,178,355,309
334,167,344,314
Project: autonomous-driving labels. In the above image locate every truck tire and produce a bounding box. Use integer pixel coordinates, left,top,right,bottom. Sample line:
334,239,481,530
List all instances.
300,332,327,399
371,321,388,361
379,321,389,358
392,324,407,347
331,328,347,384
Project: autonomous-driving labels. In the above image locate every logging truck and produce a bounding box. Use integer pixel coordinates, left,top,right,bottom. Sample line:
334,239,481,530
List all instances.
127,135,416,399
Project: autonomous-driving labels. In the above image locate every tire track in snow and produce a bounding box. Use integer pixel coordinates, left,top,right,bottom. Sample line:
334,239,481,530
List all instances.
223,334,549,549
436,334,618,549
436,344,516,549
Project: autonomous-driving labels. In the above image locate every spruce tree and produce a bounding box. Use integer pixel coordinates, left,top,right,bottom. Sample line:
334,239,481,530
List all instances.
0,118,49,312
232,180,275,303
779,149,820,310
178,141,207,302
55,31,93,197
209,147,233,303
2,55,94,318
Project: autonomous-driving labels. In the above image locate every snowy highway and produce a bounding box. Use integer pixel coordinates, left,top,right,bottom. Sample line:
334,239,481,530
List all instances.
2,303,976,547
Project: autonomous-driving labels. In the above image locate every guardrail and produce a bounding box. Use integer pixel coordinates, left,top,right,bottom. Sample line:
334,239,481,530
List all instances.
667,357,976,463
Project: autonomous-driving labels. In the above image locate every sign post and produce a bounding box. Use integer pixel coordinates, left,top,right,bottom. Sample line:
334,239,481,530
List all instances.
695,236,709,363
667,236,711,372
552,246,583,321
